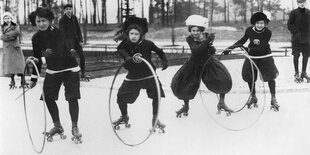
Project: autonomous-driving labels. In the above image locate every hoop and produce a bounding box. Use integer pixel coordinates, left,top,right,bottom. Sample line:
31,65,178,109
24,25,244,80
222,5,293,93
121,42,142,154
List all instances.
108,57,161,146
199,46,267,131
22,59,47,153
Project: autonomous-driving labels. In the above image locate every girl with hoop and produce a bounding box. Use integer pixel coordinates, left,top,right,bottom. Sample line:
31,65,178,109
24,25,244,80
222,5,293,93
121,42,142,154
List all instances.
171,15,233,117
224,12,280,111
113,17,168,131
27,7,82,143
0,12,28,89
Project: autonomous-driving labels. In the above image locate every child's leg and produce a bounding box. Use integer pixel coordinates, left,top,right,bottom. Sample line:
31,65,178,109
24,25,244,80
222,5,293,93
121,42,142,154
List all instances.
268,80,276,99
247,82,256,96
293,54,300,73
183,100,189,110
118,103,128,116
302,56,309,73
46,98,61,126
68,98,79,127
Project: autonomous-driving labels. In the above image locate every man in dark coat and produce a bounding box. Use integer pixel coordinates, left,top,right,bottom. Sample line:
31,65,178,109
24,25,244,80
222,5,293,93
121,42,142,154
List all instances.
287,0,310,82
59,4,89,81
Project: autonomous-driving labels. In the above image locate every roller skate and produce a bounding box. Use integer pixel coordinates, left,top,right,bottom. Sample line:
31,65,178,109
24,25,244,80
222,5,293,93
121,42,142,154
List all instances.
42,126,67,142
176,105,189,118
112,115,131,130
71,126,82,144
151,119,166,133
301,72,310,83
19,79,29,89
80,72,90,82
270,98,280,112
217,101,233,116
246,95,258,109
294,72,303,83
9,80,17,89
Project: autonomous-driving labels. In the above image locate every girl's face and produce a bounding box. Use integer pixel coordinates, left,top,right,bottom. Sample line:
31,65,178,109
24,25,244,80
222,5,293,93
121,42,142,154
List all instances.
128,28,141,43
35,16,51,31
190,27,203,39
3,16,12,25
255,20,265,30
297,1,306,8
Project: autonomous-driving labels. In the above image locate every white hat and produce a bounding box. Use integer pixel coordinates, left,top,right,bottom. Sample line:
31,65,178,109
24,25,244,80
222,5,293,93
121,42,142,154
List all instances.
185,15,209,28
2,12,13,20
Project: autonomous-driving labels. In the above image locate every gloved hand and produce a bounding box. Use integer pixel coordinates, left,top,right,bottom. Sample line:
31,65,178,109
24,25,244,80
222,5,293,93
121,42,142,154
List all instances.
70,49,77,57
205,33,215,44
44,48,54,57
162,60,168,70
223,44,239,55
28,81,37,89
26,56,39,63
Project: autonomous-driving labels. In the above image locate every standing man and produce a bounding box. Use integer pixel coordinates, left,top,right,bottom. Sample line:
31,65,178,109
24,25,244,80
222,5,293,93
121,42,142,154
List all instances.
287,0,310,82
59,4,90,81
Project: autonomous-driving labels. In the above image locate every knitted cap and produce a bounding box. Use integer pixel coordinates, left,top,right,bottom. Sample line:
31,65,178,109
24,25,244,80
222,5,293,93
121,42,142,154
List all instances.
2,12,13,20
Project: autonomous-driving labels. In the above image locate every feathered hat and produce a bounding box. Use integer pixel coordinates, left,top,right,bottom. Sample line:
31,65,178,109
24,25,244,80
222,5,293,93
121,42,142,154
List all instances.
28,7,55,26
114,16,148,42
250,12,269,25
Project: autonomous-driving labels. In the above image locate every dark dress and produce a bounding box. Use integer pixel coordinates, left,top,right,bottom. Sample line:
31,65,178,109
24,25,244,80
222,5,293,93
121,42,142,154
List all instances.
171,34,216,100
234,27,279,82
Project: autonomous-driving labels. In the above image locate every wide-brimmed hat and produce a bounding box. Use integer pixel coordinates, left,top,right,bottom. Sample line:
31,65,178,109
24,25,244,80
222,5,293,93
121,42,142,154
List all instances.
185,15,209,28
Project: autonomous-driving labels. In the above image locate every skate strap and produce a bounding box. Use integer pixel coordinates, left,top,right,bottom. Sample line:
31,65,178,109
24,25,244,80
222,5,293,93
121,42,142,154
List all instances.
125,75,156,81
247,54,273,59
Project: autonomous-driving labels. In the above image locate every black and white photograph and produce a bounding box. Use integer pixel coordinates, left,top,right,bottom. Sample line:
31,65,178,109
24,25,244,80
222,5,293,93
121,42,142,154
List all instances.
0,0,310,154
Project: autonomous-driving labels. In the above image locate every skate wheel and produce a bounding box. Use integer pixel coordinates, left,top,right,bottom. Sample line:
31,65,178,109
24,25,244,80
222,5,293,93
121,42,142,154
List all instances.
226,112,231,116
176,114,181,118
183,113,188,116
125,123,131,128
114,125,120,130
254,104,258,108
216,110,221,115
60,134,67,139
47,136,53,142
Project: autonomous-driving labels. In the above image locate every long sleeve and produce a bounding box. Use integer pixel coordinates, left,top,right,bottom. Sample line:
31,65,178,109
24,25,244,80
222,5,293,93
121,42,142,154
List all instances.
287,11,297,34
151,42,168,63
117,40,130,60
30,36,43,82
75,16,83,43
0,25,20,41
234,28,249,46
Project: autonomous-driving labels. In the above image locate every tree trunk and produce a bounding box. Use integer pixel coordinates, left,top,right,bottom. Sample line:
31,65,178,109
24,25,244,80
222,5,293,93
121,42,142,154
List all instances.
243,0,247,23
149,0,154,24
224,0,227,23
227,0,230,23
92,0,97,25
161,0,165,26
210,0,214,29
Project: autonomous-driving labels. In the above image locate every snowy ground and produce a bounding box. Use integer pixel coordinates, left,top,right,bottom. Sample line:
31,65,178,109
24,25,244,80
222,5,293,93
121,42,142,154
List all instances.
1,56,310,155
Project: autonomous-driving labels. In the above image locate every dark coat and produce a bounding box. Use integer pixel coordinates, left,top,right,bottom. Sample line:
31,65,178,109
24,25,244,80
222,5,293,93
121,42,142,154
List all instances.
287,8,310,44
31,26,78,79
59,15,83,49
